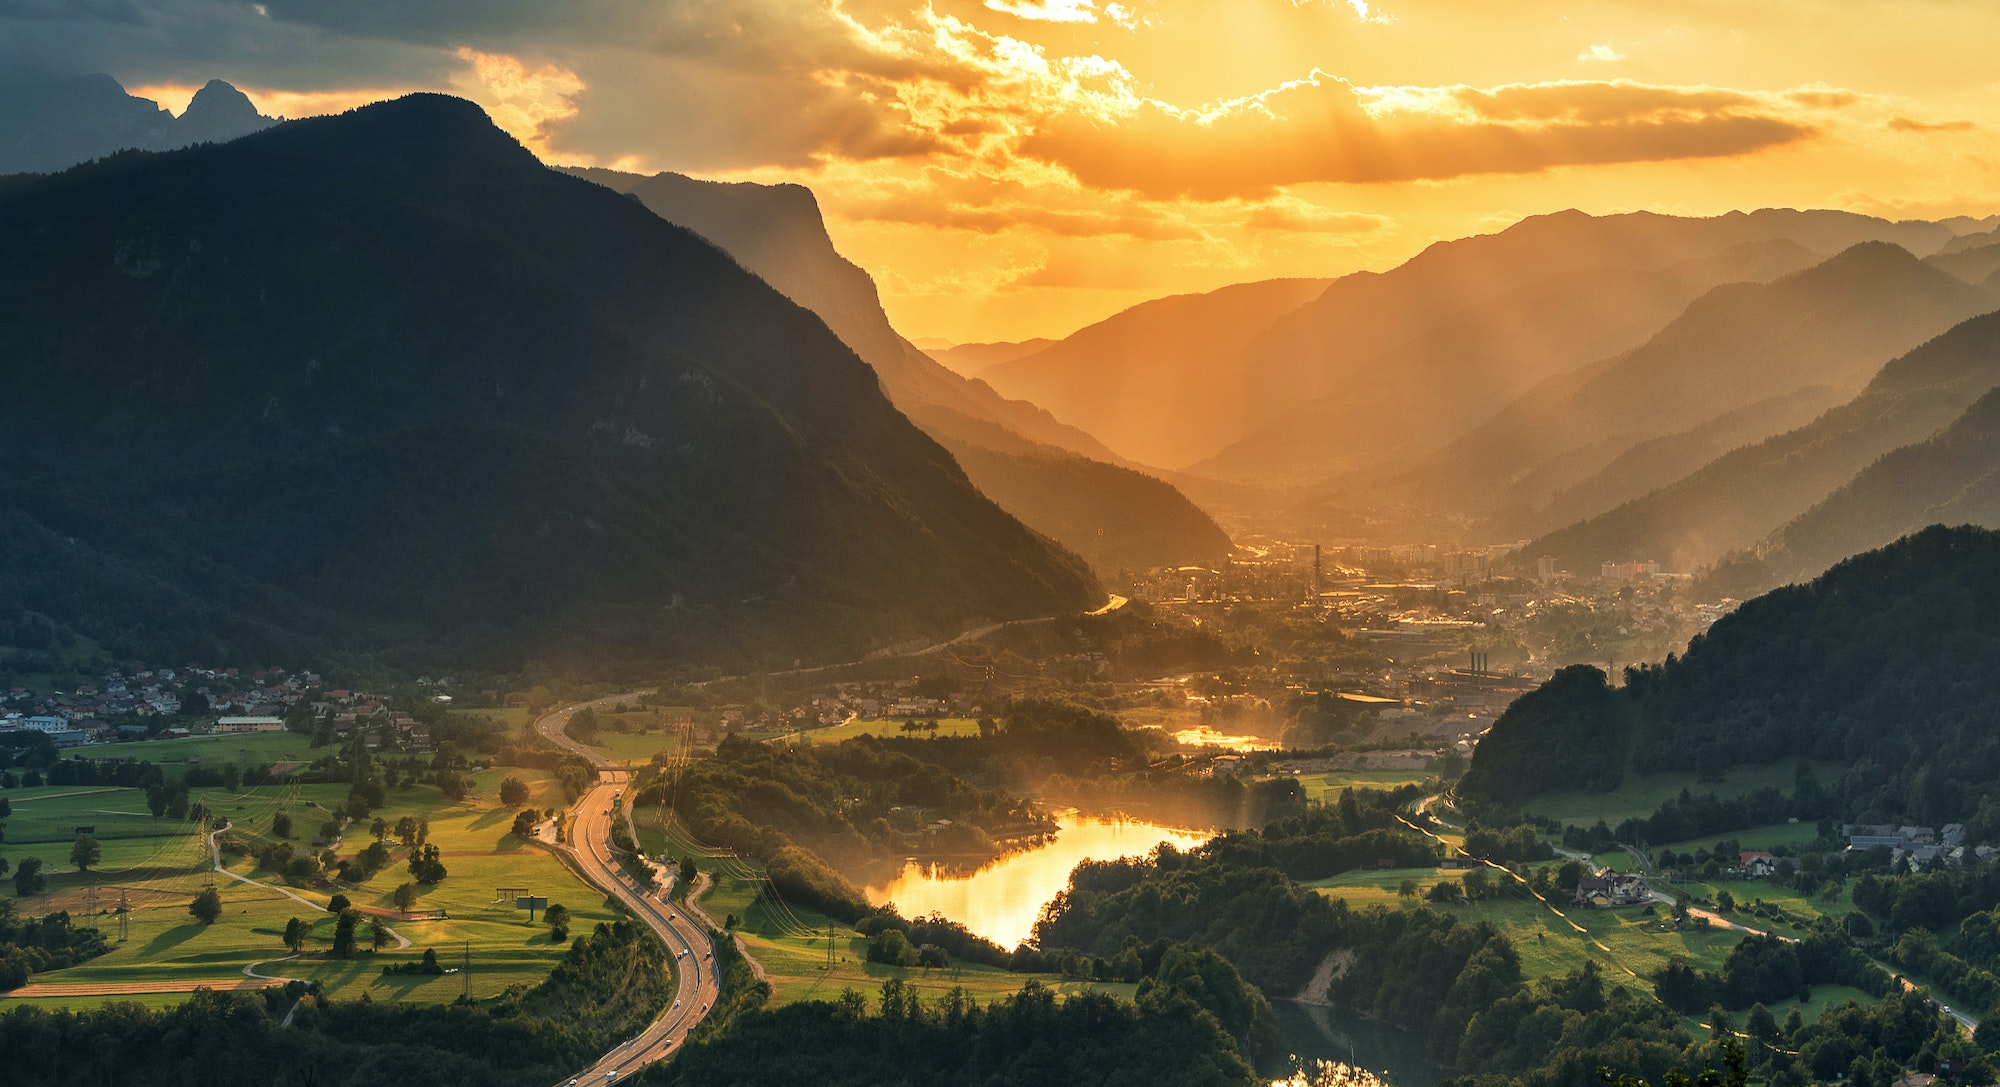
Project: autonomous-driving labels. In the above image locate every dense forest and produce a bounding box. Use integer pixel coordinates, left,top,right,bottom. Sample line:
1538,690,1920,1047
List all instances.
651,977,1255,1087
1463,527,2000,825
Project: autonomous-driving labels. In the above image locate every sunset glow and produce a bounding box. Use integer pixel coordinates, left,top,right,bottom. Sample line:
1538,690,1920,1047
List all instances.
21,1,2000,340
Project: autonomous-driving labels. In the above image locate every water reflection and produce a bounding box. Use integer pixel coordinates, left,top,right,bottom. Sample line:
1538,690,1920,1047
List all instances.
864,812,1209,948
1171,725,1284,751
1263,1001,1442,1087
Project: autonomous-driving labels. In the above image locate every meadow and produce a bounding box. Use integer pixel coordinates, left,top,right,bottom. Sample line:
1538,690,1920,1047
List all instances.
3,760,617,1008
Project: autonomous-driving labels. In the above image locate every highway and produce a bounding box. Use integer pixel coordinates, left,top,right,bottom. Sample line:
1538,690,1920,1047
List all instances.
537,696,725,1086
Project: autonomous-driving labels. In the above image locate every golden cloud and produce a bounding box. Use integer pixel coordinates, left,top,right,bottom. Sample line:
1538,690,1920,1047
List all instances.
1019,74,1825,198
1888,116,1975,133
984,0,1101,23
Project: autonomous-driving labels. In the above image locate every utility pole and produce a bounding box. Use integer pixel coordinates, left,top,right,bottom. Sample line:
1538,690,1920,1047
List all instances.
826,922,837,969
117,890,130,942
462,940,472,1001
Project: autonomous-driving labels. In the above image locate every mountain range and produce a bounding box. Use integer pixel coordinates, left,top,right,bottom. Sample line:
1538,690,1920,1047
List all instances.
980,208,1967,479
0,95,1101,670
0,75,275,175
567,166,1232,573
1522,302,2000,581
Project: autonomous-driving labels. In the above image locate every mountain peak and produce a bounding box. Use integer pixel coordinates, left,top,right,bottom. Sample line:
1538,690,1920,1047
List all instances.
183,79,261,123
170,79,273,148
248,93,537,172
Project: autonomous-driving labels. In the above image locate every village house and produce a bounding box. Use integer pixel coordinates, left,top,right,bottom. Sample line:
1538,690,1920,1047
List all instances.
1573,868,1650,908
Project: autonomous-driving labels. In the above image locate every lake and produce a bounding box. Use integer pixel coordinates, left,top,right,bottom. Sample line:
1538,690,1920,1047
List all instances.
863,812,1210,949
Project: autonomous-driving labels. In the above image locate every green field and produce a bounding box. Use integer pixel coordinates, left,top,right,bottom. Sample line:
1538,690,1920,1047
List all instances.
89,731,319,778
1307,865,1744,994
449,706,536,729
795,717,986,745
3,766,618,1008
1506,762,1843,826
1281,769,1432,802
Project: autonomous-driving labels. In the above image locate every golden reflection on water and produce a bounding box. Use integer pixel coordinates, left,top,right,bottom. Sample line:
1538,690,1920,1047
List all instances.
1171,725,1283,751
1272,1061,1395,1087
864,813,1210,949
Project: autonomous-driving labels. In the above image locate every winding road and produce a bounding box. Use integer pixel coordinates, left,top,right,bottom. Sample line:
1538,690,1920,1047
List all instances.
537,697,726,1085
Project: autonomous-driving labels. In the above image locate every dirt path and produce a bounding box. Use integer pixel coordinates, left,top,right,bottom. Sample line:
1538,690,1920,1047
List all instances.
2,978,281,998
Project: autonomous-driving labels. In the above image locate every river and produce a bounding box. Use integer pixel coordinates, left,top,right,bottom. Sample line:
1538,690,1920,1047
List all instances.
1262,1001,1443,1087
864,812,1440,1087
863,812,1209,949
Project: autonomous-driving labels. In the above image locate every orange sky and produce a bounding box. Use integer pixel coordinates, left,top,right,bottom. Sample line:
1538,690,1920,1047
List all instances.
86,1,2000,343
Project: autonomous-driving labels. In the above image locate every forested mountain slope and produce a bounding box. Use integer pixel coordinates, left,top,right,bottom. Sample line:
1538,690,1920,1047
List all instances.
0,95,1100,670
570,166,1232,571
1463,526,2000,827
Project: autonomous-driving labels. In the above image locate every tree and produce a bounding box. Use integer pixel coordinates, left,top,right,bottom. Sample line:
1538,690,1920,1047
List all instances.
393,883,419,912
327,894,351,914
543,903,571,943
370,817,389,843
146,784,168,818
369,916,390,951
272,811,293,839
69,834,100,873
408,844,446,883
679,856,698,885
13,857,45,896
394,816,418,847
331,909,359,959
436,771,469,801
190,886,222,925
283,916,309,953
499,777,529,807
1716,890,1737,913
510,810,537,838
1398,878,1419,899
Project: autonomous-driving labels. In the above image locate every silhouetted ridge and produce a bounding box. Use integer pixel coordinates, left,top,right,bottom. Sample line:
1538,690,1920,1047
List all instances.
175,80,267,144
242,93,539,175
0,93,1099,670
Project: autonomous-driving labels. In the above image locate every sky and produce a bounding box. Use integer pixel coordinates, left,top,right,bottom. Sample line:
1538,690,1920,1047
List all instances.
10,0,2000,343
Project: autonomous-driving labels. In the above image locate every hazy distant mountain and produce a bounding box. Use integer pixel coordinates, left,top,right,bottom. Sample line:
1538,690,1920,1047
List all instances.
925,338,1056,377
982,208,1959,479
977,279,1334,467
0,74,275,174
1196,236,1827,484
1937,226,2000,256
1928,239,2000,286
1704,381,2000,595
0,95,1100,670
1519,309,2000,576
1382,242,1997,531
570,166,1232,570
